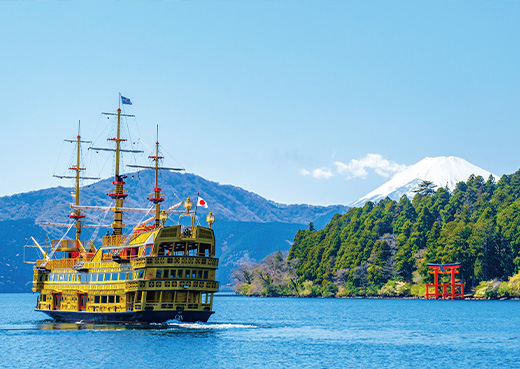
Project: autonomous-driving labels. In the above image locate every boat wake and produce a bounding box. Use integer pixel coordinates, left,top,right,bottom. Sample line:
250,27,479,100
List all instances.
165,322,257,330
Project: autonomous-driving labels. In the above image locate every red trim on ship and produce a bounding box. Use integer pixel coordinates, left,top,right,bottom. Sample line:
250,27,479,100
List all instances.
149,198,164,202
107,138,127,142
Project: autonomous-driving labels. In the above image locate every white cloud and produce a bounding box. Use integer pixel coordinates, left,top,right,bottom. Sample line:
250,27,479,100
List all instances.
335,154,407,179
300,154,406,180
300,167,334,179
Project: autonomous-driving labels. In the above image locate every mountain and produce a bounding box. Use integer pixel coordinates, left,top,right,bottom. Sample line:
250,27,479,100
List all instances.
0,170,348,292
352,156,497,207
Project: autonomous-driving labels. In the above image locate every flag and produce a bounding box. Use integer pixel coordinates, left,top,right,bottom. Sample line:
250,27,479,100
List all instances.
121,95,132,105
197,197,208,208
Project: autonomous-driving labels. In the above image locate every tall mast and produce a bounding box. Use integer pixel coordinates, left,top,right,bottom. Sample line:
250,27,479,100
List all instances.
92,99,142,240
55,121,98,252
149,125,164,228
126,125,185,229
109,108,127,236
72,123,84,243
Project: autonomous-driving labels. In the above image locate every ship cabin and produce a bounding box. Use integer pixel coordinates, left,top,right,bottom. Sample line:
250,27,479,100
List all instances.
33,224,219,319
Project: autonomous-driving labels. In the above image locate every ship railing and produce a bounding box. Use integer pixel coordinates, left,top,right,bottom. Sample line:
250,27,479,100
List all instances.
102,235,128,247
125,280,219,291
39,258,78,269
131,256,218,269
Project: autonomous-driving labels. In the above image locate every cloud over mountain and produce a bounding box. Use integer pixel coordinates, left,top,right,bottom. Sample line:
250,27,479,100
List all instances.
300,153,406,180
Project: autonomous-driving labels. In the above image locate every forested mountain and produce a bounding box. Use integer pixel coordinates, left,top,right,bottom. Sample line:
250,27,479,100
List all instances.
288,171,520,295
0,170,348,292
235,170,520,298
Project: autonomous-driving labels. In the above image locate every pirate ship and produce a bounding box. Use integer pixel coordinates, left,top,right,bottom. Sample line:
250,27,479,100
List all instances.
30,98,218,323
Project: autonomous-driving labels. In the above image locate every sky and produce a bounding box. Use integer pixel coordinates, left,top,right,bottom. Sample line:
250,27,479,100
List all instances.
1,0,519,206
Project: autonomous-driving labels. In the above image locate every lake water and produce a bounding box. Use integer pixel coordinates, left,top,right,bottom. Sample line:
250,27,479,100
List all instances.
1,293,519,368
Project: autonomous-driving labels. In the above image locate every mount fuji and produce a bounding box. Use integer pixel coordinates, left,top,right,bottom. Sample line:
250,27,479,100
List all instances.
352,156,497,207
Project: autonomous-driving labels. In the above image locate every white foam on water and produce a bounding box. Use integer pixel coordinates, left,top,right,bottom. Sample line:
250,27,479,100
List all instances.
166,322,257,329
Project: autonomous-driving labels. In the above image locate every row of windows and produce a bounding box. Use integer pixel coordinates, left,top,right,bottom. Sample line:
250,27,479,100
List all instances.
47,271,134,283
44,268,211,283
156,269,209,280
91,295,120,304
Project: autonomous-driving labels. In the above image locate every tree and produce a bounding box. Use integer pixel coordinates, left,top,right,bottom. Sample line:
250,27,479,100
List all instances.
413,180,437,196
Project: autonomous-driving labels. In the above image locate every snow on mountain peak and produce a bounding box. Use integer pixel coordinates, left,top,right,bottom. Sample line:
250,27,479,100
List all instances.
351,156,497,207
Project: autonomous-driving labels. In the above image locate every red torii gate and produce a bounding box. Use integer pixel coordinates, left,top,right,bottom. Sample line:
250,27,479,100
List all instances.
425,263,464,300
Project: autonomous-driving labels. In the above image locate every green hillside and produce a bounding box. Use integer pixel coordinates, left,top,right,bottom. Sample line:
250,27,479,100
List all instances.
235,170,520,297
0,170,347,292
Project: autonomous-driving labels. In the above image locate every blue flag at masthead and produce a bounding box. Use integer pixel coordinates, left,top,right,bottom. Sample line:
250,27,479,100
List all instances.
121,95,132,105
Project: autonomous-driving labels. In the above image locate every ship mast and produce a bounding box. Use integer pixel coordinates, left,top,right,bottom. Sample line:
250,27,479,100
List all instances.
54,122,99,252
127,125,184,229
150,126,165,228
110,107,126,236
91,96,143,239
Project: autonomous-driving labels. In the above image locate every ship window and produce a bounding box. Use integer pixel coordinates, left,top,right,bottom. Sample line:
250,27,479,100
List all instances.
177,270,183,278
158,242,173,256
92,274,98,282
108,296,114,303
119,272,126,280
201,293,209,304
101,296,107,304
116,296,120,303
77,274,82,282
192,270,197,279
156,270,162,279
144,245,153,256
185,270,190,278
138,270,144,279
136,291,142,302
86,274,91,282
59,274,64,282
126,272,133,281
169,270,175,278
95,296,100,304
112,273,118,281
204,271,208,279
163,269,169,278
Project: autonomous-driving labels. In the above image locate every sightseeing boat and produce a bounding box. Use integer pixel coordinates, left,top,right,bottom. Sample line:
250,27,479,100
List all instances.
30,99,218,323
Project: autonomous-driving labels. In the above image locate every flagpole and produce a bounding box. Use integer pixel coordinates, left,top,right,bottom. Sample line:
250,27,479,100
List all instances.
118,92,121,109
194,192,199,218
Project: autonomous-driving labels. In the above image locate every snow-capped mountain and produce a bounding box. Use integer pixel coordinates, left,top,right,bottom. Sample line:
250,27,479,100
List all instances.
352,156,497,207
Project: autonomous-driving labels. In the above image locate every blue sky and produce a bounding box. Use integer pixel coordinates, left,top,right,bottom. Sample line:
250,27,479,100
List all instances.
1,1,519,205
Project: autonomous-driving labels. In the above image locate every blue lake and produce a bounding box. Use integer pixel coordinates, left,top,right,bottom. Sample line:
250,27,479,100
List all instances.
1,293,520,368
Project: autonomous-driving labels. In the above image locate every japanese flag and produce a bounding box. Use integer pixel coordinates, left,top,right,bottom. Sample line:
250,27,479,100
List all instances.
197,197,208,208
